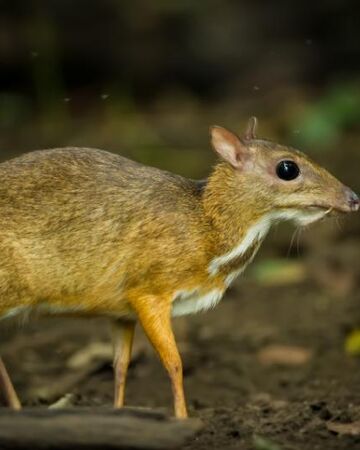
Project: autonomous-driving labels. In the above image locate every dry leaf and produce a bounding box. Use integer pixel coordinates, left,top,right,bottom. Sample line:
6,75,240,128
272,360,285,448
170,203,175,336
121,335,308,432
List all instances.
49,393,76,409
257,344,312,366
326,421,360,436
67,342,112,370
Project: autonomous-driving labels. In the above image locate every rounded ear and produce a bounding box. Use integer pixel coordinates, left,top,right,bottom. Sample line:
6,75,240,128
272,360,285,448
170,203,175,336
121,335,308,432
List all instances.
244,116,258,141
209,125,250,169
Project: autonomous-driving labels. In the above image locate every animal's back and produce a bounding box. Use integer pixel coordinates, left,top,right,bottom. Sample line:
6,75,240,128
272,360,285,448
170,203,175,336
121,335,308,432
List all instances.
0,148,207,317
0,147,198,224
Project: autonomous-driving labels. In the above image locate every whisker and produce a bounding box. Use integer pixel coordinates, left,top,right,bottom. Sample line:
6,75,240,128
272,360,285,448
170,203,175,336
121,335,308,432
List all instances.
296,227,303,256
335,216,343,231
287,228,298,257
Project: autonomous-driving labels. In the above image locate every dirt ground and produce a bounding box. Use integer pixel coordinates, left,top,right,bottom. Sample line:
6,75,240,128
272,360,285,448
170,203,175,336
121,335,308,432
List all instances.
1,219,360,450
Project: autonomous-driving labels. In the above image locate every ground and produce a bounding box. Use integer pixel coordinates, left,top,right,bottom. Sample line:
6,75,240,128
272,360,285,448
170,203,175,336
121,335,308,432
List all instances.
1,221,360,450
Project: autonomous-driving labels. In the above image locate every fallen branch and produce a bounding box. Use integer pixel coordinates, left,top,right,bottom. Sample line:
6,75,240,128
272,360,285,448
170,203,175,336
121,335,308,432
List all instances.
0,407,202,449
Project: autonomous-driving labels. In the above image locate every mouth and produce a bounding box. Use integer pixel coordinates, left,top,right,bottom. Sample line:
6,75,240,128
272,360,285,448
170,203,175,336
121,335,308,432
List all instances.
308,188,360,214
307,202,358,214
273,206,332,227
307,205,334,215
279,185,359,217
296,200,358,227
275,195,358,227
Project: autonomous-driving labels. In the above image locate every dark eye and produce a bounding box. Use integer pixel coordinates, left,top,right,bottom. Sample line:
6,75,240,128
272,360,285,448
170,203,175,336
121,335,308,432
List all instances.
276,160,300,181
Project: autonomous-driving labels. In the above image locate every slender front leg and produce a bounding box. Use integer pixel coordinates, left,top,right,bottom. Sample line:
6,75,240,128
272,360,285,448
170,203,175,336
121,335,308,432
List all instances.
0,356,21,410
112,319,135,408
131,296,187,419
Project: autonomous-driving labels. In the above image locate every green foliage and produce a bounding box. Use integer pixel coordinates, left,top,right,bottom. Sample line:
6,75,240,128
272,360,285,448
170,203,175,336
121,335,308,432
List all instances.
253,435,282,450
345,329,360,356
250,259,305,286
293,82,360,148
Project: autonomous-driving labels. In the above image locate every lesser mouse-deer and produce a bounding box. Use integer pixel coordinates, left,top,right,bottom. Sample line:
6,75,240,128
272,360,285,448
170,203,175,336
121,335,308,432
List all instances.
0,118,358,417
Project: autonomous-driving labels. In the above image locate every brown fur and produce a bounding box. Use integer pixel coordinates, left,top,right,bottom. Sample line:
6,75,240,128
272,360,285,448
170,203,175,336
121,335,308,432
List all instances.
0,148,215,318
0,121,356,417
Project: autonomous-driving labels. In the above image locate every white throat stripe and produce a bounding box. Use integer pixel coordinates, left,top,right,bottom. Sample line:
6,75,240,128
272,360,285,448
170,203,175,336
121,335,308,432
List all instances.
208,215,272,275
208,208,325,276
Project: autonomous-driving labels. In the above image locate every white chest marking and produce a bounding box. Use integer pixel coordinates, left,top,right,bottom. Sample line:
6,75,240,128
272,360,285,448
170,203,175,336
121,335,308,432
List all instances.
172,289,224,317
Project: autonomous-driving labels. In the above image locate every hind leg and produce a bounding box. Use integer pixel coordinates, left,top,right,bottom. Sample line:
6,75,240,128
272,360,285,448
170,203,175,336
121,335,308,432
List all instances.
0,265,31,410
112,319,135,408
0,356,21,409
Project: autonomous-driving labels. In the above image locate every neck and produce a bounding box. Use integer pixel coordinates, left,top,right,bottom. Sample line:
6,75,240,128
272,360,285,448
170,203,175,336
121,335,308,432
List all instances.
202,163,272,275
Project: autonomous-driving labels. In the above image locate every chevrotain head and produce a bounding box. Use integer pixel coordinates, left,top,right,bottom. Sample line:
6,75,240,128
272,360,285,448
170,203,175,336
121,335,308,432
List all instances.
209,117,359,227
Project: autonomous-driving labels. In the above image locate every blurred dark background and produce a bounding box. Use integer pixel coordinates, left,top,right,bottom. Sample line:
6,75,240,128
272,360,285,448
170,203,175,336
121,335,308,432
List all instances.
1,0,359,180
1,5,360,448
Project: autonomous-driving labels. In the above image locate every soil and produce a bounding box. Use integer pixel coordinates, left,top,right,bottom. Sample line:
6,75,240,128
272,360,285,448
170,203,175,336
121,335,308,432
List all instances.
1,221,360,450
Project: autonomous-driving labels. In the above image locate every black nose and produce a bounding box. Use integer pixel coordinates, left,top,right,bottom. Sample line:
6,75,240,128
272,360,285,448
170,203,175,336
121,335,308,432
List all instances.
346,188,359,212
